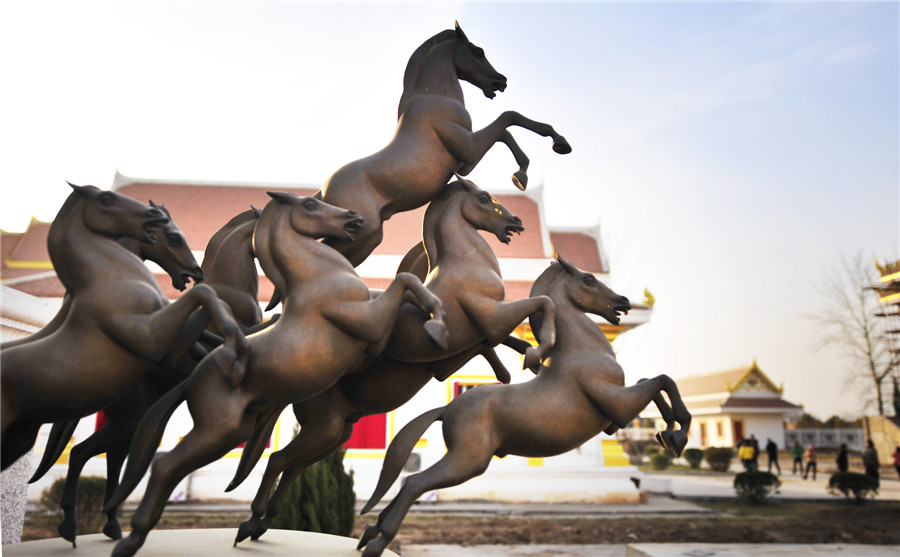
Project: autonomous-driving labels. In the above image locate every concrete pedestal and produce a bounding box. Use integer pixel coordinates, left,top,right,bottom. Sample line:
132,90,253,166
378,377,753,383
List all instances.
3,529,399,556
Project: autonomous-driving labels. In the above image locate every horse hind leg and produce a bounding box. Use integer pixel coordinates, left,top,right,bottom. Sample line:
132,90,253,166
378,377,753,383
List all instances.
638,376,691,456
360,450,491,557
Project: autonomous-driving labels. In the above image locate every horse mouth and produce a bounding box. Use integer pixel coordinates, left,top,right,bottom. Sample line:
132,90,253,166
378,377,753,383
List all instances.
499,223,524,244
483,79,507,99
612,303,631,325
175,268,204,291
344,217,365,241
141,217,169,243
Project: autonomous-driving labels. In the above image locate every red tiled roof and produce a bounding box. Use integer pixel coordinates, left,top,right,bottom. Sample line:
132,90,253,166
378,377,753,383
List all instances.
1,231,23,263
5,221,50,263
550,231,607,274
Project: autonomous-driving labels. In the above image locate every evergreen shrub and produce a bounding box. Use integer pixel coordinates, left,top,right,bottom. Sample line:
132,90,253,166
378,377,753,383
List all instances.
268,447,355,536
650,452,671,470
39,476,107,535
827,472,878,503
683,448,704,469
643,444,661,457
733,471,780,504
704,447,736,472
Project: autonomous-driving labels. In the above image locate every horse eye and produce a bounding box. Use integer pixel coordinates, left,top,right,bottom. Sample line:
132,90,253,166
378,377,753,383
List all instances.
303,200,318,211
98,194,115,207
582,275,596,287
166,234,183,247
478,195,491,205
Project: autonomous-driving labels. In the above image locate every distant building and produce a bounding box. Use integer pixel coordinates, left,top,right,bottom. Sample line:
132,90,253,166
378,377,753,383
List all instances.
2,172,650,503
641,361,803,450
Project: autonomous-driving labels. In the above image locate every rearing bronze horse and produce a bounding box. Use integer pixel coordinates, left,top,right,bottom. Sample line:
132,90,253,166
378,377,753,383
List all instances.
357,257,692,557
106,192,447,557
317,22,571,267
0,185,248,471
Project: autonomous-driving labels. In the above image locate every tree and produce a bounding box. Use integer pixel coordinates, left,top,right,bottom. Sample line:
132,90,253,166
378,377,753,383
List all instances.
815,252,899,416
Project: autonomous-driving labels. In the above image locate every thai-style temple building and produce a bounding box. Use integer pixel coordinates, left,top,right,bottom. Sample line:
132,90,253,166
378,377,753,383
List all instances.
2,172,651,503
641,361,803,450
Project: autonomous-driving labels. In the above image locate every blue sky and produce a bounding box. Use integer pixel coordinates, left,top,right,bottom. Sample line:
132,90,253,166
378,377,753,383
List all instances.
1,2,897,419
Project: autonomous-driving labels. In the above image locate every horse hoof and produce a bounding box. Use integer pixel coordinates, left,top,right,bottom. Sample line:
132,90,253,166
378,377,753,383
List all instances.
655,431,669,451
511,171,527,191
552,136,572,154
362,537,389,557
235,517,265,545
669,430,689,457
523,347,541,373
357,523,379,550
57,519,77,547
111,534,144,557
424,319,449,350
103,519,123,540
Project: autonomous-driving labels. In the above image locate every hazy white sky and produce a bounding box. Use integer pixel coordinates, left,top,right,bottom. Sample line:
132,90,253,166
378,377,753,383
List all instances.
1,1,897,419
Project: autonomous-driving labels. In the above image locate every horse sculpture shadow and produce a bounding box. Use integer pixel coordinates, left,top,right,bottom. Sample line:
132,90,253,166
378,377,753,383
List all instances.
105,192,448,557
355,257,692,557
0,185,248,471
229,178,557,545
313,22,570,269
27,206,265,547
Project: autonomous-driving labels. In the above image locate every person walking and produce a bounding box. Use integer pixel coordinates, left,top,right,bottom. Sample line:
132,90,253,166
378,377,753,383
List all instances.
862,440,879,489
790,441,803,475
802,443,817,480
738,438,755,471
836,443,849,473
765,438,781,475
892,446,900,481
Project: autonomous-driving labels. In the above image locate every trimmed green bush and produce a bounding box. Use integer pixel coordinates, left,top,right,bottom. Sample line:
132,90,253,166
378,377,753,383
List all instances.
733,471,781,504
650,452,671,470
268,447,356,536
643,444,662,457
705,447,736,472
683,448,704,469
39,476,107,535
828,472,878,503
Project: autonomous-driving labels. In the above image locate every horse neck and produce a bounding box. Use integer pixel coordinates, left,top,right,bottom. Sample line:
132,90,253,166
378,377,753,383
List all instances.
204,222,258,295
404,42,464,107
254,208,347,297
544,280,615,359
423,196,497,272
48,204,144,294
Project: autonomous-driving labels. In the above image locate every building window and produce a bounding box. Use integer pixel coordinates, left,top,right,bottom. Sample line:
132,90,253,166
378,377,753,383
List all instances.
344,414,387,450
716,420,724,438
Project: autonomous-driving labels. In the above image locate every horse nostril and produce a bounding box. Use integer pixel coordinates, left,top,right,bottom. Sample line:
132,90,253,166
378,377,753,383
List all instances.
347,210,359,218
512,216,522,224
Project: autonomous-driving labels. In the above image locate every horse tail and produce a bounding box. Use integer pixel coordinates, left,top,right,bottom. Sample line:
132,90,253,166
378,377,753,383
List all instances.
360,406,445,514
102,380,188,513
225,410,280,492
28,419,79,483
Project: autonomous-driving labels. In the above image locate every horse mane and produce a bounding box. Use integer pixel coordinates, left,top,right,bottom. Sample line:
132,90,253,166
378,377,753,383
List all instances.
202,209,259,277
252,200,289,301
47,186,100,294
528,260,564,335
398,29,458,116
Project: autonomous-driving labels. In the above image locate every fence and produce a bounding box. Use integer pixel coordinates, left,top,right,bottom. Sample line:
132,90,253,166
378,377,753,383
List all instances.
783,428,865,451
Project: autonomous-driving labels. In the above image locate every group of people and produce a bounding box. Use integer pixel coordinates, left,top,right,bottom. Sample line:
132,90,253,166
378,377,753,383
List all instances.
738,436,900,488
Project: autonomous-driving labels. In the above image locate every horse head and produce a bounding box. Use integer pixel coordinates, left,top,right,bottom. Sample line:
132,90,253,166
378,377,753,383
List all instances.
452,177,523,244
535,256,631,326
451,22,507,99
263,192,365,242
67,183,169,244
139,201,204,291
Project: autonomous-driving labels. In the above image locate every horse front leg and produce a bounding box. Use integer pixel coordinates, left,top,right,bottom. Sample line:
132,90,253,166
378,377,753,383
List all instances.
459,294,556,372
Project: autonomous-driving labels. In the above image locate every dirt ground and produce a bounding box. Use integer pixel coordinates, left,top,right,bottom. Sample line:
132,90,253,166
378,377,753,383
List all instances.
21,499,900,550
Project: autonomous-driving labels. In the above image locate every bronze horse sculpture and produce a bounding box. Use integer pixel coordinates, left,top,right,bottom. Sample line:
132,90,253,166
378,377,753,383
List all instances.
230,178,557,545
0,185,248,471
313,22,571,268
28,207,265,546
356,257,692,557
105,192,448,557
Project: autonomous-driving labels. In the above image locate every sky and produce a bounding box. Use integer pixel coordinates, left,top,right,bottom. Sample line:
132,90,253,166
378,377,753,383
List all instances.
1,1,898,420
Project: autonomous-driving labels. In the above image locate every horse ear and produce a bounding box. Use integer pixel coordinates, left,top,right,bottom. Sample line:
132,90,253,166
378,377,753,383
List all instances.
266,191,295,205
149,200,171,218
557,254,578,275
250,205,262,217
68,182,87,195
455,21,469,43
